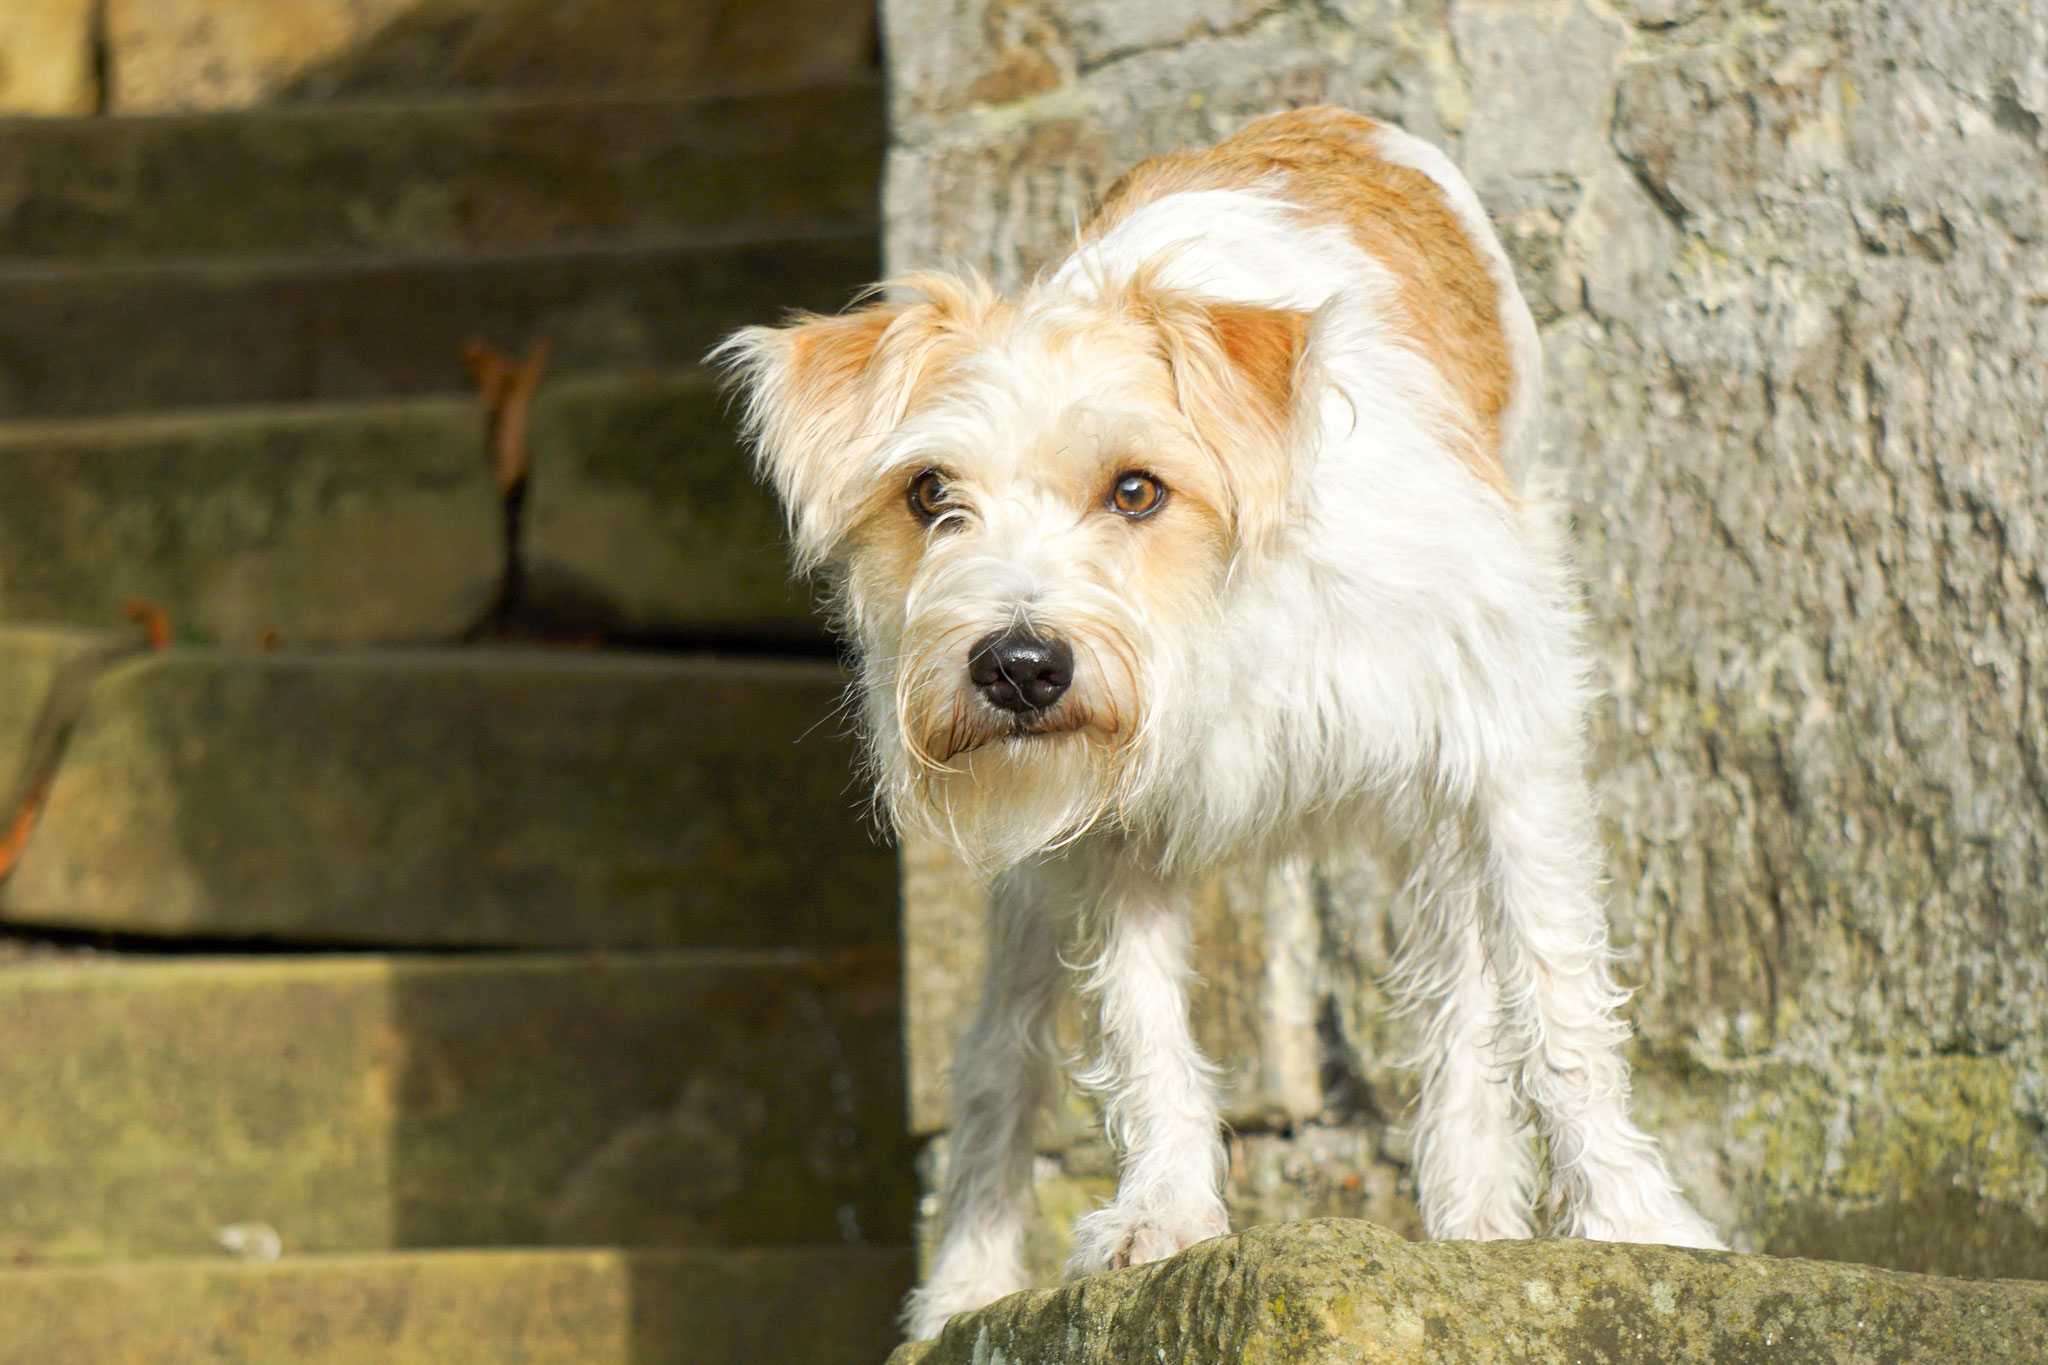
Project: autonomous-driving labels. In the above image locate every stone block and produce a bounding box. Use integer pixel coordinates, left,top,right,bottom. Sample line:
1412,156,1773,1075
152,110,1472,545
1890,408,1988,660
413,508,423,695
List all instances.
885,0,1273,125
0,232,875,418
882,8,1458,289
0,399,498,646
522,370,817,642
0,650,895,949
104,0,416,112
892,1220,2048,1363
1447,1,1626,187
0,84,883,262
0,1245,911,1365
0,371,825,646
0,626,135,812
103,0,877,112
0,0,97,114
0,952,913,1259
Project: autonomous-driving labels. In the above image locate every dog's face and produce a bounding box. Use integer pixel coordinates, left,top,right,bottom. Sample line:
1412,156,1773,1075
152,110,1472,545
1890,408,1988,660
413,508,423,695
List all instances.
721,271,1305,869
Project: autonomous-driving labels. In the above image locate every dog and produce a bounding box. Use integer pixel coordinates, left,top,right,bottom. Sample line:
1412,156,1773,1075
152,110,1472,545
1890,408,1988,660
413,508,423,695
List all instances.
719,106,1722,1339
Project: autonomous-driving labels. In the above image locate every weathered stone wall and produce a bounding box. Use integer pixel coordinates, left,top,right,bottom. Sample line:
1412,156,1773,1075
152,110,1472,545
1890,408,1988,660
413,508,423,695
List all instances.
885,0,2048,1281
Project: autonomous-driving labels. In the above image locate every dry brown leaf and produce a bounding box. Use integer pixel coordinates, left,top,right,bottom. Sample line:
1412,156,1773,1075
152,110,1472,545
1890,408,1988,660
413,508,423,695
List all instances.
0,786,44,880
463,337,551,495
120,599,172,650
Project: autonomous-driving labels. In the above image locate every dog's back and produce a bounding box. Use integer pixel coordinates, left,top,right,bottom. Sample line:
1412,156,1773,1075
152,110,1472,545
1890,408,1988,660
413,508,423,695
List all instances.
1057,107,1542,486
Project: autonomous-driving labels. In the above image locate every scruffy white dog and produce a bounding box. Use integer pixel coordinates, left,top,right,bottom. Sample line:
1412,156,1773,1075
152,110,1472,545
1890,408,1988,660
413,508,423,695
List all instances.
720,107,1722,1339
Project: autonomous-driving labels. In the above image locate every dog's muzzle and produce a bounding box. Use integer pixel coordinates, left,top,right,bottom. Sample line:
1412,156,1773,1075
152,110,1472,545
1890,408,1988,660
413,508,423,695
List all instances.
968,627,1073,714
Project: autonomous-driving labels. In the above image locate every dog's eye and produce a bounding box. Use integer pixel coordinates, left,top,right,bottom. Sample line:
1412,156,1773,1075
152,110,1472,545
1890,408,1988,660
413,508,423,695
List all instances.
908,469,953,523
1108,471,1166,519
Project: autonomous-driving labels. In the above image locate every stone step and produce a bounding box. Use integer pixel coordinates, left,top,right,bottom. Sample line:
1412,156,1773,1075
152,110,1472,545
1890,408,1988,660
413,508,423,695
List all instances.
520,368,813,641
0,85,881,263
0,371,807,646
0,228,873,418
891,1220,2048,1363
0,951,913,1263
0,626,135,815
0,1245,910,1365
0,649,892,949
95,0,877,115
0,398,501,646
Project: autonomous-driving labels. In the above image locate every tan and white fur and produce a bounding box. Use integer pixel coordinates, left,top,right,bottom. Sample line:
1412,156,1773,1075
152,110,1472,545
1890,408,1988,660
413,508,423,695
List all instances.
718,108,1722,1340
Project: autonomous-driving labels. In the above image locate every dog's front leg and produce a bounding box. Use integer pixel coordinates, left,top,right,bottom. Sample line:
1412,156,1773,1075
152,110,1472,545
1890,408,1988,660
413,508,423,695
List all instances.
1478,755,1724,1249
904,863,1066,1339
1065,861,1229,1277
1397,858,1538,1242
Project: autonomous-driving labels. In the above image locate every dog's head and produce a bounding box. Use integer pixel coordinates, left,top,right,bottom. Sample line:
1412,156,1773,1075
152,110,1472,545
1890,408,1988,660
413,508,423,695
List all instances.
718,269,1307,870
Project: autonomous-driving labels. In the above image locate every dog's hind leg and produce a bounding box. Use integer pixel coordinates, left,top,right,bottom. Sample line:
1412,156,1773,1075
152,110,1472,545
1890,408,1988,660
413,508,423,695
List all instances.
1475,756,1724,1249
1064,857,1231,1277
1389,826,1537,1240
903,862,1066,1339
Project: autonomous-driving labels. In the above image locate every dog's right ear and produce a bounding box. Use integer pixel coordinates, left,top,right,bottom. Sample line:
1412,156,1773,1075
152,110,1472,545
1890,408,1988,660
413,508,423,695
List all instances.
717,273,999,570
715,302,909,570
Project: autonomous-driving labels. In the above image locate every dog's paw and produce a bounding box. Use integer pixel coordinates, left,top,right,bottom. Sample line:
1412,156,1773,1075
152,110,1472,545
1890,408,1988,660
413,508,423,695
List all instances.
1573,1198,1725,1251
901,1273,1019,1342
1063,1201,1229,1278
1596,1213,1726,1251
900,1290,962,1344
903,1248,1039,1341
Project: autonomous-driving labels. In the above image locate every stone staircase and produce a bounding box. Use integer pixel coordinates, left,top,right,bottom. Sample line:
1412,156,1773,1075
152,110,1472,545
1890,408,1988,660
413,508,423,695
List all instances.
0,28,904,1365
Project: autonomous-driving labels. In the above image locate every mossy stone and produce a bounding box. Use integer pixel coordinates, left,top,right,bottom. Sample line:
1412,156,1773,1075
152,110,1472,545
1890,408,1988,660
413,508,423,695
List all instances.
0,1245,910,1365
894,1220,2048,1364
0,649,893,949
0,85,880,261
0,952,913,1260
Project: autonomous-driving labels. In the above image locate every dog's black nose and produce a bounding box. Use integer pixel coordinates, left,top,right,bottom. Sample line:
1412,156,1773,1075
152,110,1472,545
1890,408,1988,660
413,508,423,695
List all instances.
968,628,1074,713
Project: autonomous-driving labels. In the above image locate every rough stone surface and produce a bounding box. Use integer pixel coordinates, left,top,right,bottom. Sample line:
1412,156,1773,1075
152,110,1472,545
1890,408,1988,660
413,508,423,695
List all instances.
523,370,820,643
0,0,98,115
0,1245,911,1365
0,231,875,418
889,1220,2048,1364
102,0,877,112
0,373,822,646
885,0,2048,1281
0,85,882,262
0,627,135,815
0,650,893,949
0,399,499,646
104,0,406,113
0,952,912,1260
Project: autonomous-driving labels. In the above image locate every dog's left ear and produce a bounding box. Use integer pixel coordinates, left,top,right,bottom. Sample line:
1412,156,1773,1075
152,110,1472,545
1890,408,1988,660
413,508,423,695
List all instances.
1150,299,1310,556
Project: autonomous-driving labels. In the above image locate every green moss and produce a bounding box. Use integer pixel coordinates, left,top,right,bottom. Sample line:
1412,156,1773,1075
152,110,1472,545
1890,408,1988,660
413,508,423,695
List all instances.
1630,1049,2048,1277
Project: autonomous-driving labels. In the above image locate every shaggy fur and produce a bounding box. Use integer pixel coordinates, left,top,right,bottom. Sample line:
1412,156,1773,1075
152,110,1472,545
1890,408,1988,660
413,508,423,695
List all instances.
718,107,1721,1341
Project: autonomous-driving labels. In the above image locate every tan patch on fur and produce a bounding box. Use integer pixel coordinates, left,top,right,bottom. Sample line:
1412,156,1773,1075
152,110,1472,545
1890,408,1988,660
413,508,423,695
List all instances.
1160,301,1306,554
786,307,898,396
1207,303,1311,442
1098,281,1308,554
1091,106,1514,489
723,274,1014,565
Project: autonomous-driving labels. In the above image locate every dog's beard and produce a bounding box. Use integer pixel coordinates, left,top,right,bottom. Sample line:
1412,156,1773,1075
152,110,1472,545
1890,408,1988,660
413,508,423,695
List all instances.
868,625,1150,874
